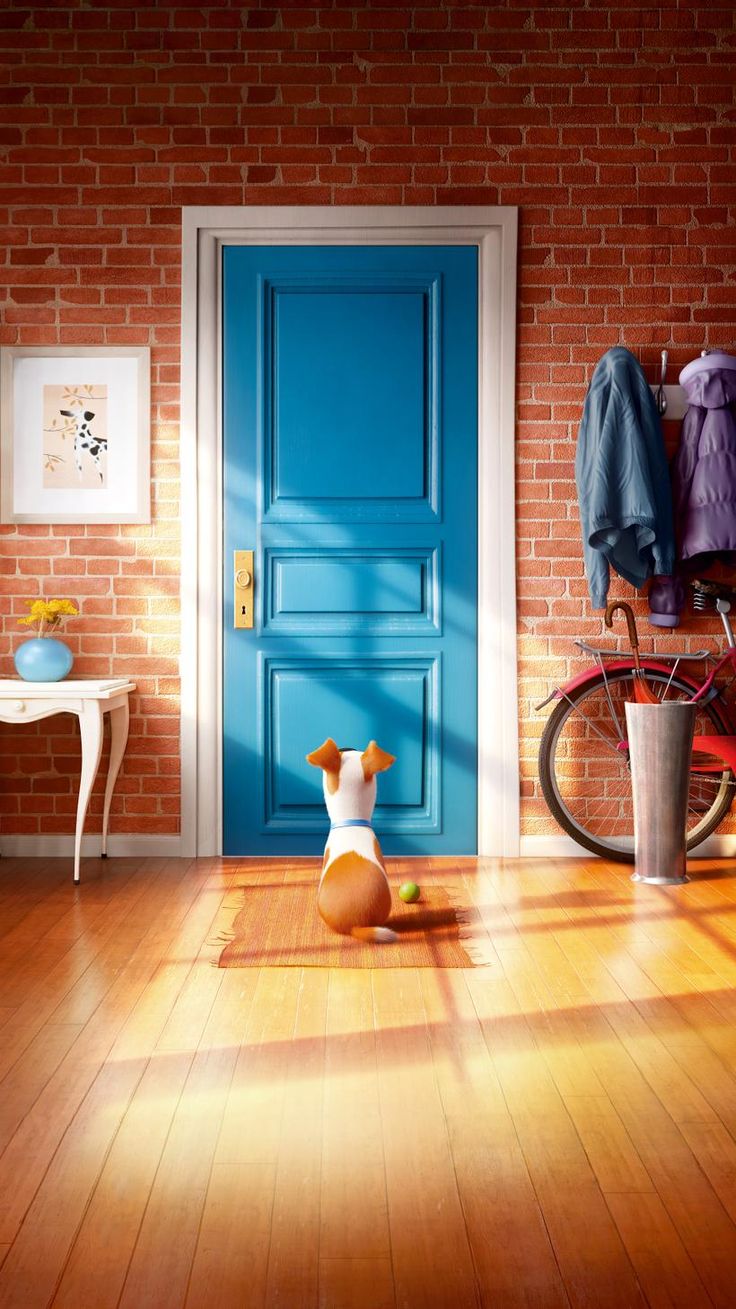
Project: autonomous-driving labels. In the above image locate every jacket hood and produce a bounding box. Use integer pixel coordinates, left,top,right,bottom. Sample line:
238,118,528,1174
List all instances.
681,364,736,409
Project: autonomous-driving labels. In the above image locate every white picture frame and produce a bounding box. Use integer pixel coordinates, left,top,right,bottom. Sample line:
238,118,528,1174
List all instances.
0,345,150,524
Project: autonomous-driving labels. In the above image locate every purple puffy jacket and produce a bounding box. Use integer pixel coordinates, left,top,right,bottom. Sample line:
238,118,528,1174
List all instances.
649,359,736,627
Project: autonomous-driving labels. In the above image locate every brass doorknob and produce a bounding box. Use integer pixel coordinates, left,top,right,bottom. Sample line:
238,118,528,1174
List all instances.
234,549,254,629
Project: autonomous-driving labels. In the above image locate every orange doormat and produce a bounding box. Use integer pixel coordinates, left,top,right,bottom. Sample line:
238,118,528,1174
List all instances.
215,879,491,969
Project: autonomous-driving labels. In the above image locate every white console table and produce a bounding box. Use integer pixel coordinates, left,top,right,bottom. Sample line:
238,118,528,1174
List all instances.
0,678,136,883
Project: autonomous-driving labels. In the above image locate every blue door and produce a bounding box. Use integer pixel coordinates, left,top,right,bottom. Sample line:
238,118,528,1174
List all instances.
223,245,477,855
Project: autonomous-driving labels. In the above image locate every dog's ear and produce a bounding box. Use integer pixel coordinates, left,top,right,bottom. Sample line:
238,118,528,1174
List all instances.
361,740,395,780
306,738,341,794
306,738,341,772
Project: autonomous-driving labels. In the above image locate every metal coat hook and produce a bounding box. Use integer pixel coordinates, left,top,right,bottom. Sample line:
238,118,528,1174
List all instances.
655,350,668,415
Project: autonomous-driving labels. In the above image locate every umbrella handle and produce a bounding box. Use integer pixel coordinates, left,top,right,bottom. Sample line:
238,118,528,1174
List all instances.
605,601,641,669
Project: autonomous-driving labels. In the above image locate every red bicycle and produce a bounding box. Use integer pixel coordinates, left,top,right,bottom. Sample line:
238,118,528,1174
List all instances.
537,579,736,861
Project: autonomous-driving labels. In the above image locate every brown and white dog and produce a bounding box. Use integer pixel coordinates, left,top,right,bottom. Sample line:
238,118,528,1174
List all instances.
306,738,397,941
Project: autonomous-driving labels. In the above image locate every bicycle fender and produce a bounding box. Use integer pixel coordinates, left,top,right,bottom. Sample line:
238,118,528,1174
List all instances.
535,660,720,714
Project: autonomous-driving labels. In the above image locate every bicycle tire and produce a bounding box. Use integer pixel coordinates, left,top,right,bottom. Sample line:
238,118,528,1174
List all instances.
538,666,733,862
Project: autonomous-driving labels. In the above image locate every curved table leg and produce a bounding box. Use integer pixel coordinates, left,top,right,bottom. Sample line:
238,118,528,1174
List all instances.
102,699,130,857
74,700,104,885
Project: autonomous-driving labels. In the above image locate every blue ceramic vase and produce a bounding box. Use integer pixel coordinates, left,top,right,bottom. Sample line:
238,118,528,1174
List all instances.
14,637,73,682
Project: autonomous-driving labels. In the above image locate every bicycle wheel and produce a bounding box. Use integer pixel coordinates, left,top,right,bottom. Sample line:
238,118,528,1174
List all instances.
538,666,733,861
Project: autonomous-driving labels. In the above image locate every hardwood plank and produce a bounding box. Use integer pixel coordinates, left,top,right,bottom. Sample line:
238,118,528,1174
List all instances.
465,970,646,1308
578,1026,736,1309
605,1191,712,1309
586,893,736,1137
0,1022,83,1160
318,1257,395,1309
561,1095,653,1196
0,857,167,1080
117,965,256,1309
320,969,391,1262
263,968,328,1309
496,942,604,1100
372,967,480,1309
0,859,196,1246
0,860,64,942
420,968,567,1308
0,859,145,1002
184,1162,275,1309
52,1048,199,1309
214,967,302,1166
677,1118,736,1229
653,986,736,1080
487,928,655,1204
52,928,255,1309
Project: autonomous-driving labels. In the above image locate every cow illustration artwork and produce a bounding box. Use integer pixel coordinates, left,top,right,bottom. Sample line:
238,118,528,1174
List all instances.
59,408,108,483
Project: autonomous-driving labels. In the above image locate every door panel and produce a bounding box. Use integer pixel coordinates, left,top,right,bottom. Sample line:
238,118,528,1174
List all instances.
263,655,436,823
271,285,428,505
262,544,440,636
261,270,441,522
223,245,477,855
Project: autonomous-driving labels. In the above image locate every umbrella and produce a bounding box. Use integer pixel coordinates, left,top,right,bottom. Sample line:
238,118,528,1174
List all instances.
604,601,661,704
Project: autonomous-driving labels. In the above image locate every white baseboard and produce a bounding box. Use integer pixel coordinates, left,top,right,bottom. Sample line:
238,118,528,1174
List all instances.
0,834,183,859
520,833,736,860
5,830,734,863
519,835,593,858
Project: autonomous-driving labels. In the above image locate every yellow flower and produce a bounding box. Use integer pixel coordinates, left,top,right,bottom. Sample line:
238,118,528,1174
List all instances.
18,598,79,631
47,599,78,616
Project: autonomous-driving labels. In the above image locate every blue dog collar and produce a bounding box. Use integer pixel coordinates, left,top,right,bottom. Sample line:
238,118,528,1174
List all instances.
329,819,373,831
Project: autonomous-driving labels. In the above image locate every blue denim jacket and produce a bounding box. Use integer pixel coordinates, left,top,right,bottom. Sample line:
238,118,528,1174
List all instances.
576,347,675,608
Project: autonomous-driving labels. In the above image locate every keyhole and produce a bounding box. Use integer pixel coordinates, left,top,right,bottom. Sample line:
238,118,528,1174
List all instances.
241,605,246,616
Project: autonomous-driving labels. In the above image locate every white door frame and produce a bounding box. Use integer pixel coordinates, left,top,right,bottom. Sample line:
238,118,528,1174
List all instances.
180,205,519,858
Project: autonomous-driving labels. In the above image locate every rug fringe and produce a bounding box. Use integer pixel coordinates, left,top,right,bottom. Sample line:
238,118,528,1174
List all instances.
207,889,245,962
443,887,496,968
209,931,236,946
220,893,247,911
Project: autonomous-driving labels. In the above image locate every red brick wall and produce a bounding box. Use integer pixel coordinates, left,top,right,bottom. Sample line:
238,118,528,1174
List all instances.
0,1,734,838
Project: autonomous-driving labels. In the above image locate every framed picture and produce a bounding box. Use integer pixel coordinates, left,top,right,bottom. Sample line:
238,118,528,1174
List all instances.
0,345,150,524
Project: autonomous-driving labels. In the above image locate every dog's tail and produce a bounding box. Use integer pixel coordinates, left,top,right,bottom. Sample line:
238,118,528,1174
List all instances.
350,925,398,944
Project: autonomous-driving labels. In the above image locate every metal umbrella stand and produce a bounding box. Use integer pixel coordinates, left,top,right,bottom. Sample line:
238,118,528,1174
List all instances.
624,700,696,885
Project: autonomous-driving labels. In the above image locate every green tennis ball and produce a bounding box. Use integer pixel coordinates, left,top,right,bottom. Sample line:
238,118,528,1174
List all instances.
399,881,421,903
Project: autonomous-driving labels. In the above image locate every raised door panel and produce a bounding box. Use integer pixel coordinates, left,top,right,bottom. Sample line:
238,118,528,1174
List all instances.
263,546,440,636
261,655,439,832
261,272,440,521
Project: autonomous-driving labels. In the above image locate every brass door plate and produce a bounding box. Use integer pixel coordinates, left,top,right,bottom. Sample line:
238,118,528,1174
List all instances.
234,549,254,629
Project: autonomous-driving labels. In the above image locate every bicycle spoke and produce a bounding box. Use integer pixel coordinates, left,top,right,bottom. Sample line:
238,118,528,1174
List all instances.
558,691,627,759
600,663,624,740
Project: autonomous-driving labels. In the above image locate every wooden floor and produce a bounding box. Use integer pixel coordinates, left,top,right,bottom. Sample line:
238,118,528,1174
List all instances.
3,857,736,1307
